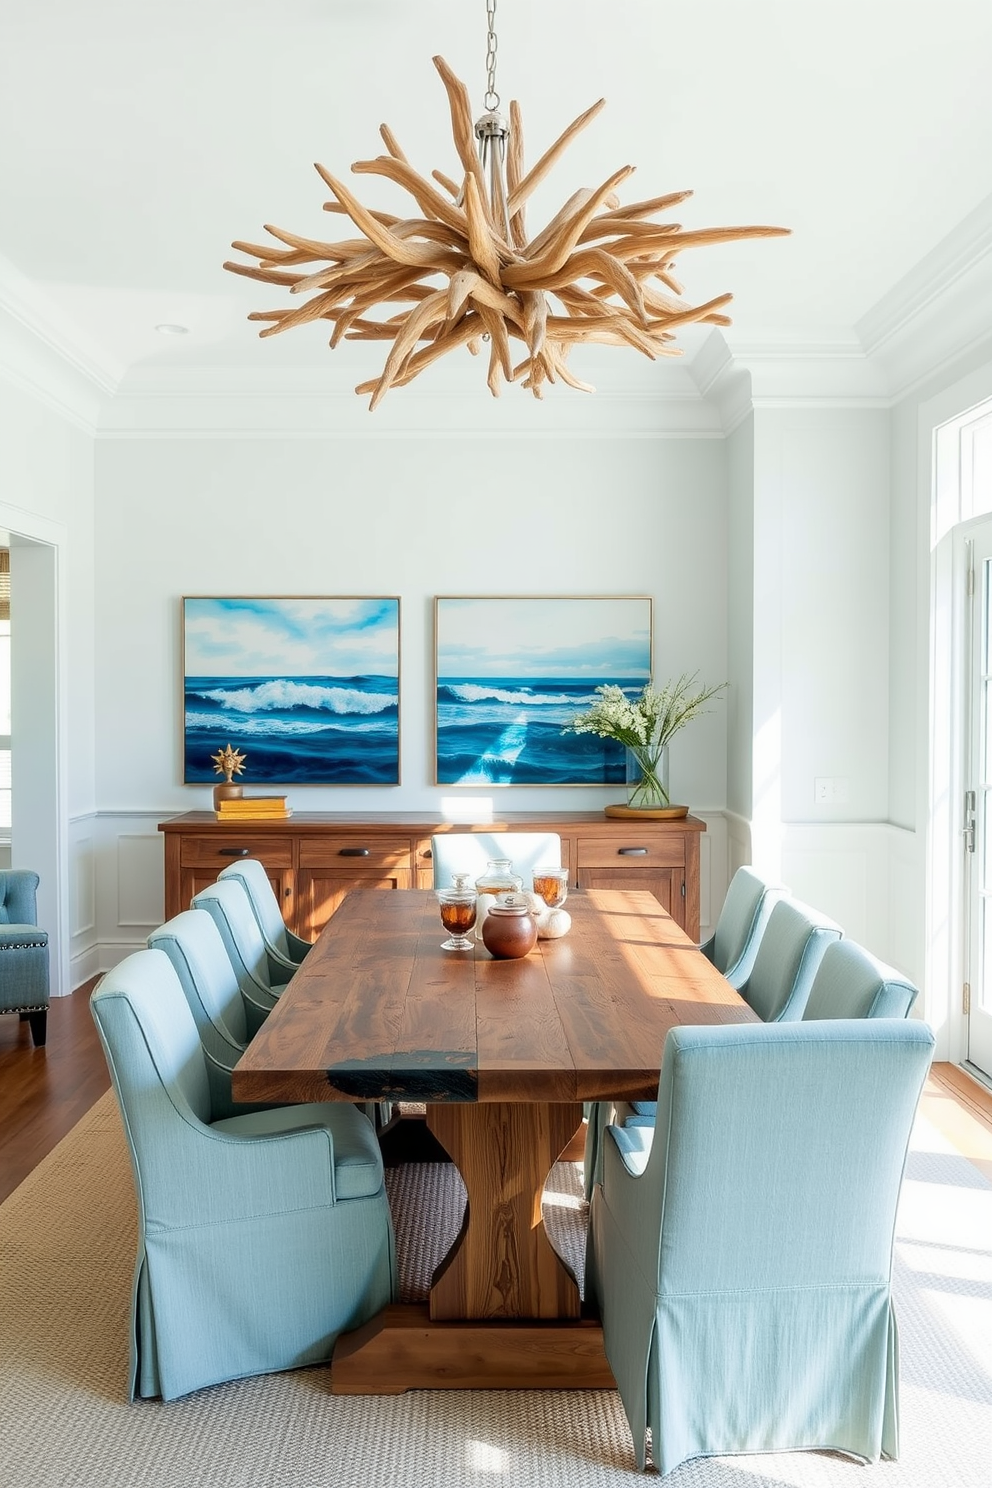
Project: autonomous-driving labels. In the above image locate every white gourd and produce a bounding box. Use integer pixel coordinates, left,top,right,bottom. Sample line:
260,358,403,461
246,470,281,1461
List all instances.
537,908,571,939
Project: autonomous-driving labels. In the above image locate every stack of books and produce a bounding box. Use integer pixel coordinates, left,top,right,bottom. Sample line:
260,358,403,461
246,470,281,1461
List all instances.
215,794,292,821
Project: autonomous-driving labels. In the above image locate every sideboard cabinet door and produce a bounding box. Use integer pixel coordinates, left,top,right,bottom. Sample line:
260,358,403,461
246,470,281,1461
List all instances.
575,831,691,932
296,837,416,939
166,833,295,921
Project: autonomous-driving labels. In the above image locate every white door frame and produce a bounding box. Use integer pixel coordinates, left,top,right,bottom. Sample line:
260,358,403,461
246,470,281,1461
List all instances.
960,518,992,1078
926,385,992,1066
1,501,68,995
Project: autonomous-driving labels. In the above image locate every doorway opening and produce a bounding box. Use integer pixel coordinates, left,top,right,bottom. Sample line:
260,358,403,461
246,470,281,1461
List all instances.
931,397,992,1083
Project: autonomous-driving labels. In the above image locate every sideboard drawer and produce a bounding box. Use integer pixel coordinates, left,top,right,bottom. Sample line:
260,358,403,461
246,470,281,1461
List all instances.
180,835,294,870
298,837,414,872
576,834,686,870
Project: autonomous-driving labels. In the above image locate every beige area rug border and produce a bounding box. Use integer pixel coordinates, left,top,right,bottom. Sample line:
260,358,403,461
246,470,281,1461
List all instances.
1,1092,990,1488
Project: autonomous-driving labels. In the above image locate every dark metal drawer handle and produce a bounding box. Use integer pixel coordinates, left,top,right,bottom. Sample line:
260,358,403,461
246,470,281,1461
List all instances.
617,847,649,856
218,847,250,858
422,848,433,858
338,847,371,857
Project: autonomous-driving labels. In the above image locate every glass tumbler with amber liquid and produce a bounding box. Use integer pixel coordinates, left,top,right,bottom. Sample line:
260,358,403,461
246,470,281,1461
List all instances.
532,866,569,909
436,872,478,951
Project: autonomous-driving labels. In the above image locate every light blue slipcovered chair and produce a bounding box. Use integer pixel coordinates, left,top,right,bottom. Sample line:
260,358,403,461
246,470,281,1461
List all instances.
584,865,786,1196
0,869,50,1047
699,865,785,988
91,949,396,1401
586,1018,935,1473
429,831,562,890
149,906,386,1130
148,908,266,1113
803,938,919,1020
738,894,842,1022
192,878,290,1015
585,888,838,1196
217,857,311,976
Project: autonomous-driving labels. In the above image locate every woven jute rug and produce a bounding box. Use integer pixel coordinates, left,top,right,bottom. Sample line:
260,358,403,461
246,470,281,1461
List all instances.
1,1093,989,1487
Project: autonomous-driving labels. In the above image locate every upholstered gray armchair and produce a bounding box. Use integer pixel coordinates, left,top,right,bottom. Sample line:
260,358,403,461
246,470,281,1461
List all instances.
0,869,50,1046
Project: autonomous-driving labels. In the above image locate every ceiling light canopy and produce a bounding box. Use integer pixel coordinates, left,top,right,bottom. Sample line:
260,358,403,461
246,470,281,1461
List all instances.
225,2,789,408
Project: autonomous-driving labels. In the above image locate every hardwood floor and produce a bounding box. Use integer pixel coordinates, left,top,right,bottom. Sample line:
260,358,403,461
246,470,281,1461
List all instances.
0,976,108,1204
919,1059,992,1183
2,979,991,1205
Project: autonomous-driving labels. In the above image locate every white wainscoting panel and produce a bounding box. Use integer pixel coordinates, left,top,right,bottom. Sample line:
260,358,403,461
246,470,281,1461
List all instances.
87,812,167,978
724,811,753,881
68,816,99,990
693,811,729,945
781,823,915,972
117,834,165,927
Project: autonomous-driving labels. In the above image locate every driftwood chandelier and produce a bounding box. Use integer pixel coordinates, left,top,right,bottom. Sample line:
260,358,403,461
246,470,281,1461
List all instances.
224,1,789,408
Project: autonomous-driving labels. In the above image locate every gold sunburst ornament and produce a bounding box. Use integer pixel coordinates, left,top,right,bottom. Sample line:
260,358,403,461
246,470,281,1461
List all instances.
211,743,247,783
224,0,789,408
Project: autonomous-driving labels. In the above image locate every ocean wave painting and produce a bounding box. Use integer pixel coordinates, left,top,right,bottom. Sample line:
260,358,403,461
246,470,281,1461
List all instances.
435,596,652,786
183,597,400,785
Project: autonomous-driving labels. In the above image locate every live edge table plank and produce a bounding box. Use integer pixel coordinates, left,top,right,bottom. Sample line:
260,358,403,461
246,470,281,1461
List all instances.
232,888,756,1393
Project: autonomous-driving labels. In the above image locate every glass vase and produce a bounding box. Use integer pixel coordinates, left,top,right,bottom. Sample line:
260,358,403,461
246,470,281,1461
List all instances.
625,742,670,811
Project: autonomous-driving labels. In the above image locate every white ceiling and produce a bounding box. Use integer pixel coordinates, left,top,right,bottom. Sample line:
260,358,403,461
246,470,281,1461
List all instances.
3,0,992,398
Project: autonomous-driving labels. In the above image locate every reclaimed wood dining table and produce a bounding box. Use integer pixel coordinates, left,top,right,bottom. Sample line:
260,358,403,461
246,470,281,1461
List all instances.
231,886,758,1393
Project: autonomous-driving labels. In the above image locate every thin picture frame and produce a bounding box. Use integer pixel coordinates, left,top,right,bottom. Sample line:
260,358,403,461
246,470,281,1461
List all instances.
434,595,653,787
182,595,401,787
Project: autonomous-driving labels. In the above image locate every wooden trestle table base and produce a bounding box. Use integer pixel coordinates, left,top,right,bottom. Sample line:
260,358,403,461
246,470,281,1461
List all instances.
232,888,757,1393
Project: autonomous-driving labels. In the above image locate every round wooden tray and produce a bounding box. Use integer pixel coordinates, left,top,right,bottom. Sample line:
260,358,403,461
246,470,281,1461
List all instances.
603,803,689,820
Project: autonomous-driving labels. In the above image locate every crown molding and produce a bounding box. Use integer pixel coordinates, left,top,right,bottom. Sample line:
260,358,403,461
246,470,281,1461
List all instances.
855,193,992,402
0,253,122,400
98,359,726,437
688,334,753,434
6,193,992,433
857,193,992,356
0,307,103,434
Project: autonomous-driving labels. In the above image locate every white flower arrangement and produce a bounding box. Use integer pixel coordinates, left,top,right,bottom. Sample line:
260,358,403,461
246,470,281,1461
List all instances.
564,675,726,807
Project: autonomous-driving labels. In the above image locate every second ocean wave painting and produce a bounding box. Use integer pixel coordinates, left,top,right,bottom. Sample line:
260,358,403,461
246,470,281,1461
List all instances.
183,597,400,785
435,596,652,786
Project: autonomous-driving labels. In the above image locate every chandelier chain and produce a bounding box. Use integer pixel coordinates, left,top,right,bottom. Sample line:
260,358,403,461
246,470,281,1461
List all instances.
484,0,499,111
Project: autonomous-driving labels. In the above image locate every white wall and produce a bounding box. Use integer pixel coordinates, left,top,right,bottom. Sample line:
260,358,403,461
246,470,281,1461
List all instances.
0,326,96,988
0,356,96,819
755,408,891,829
888,336,992,1055
93,432,730,817
726,411,754,831
744,407,896,967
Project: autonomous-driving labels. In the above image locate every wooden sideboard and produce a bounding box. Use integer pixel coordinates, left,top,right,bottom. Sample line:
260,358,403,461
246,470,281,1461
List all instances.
158,811,706,942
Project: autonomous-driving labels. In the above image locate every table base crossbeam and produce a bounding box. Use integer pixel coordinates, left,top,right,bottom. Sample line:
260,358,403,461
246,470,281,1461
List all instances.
331,1304,616,1393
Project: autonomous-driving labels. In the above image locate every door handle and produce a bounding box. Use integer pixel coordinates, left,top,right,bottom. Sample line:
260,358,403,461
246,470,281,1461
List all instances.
218,847,250,858
964,789,977,854
338,847,371,857
617,847,648,856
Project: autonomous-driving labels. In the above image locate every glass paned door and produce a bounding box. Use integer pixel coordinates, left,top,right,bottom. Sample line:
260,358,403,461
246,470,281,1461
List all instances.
966,529,992,1078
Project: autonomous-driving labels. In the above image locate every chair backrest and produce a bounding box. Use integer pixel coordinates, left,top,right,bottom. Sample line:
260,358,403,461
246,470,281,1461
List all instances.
638,1019,934,1297
91,949,213,1147
0,869,40,925
430,832,562,891
217,858,290,958
192,879,277,993
706,866,785,988
148,909,249,1050
739,896,843,1021
803,939,918,1020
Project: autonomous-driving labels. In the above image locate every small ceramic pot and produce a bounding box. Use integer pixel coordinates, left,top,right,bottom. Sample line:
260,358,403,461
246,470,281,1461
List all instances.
481,896,538,960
